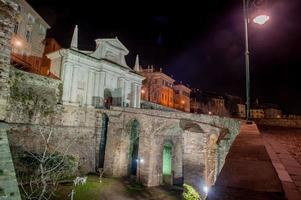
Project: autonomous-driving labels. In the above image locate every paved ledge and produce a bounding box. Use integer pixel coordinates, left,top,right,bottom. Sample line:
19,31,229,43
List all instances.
208,123,286,200
263,134,301,200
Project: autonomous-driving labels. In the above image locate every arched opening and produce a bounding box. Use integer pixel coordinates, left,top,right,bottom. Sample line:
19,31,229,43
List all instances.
163,142,173,185
104,89,113,108
98,114,109,169
129,119,140,176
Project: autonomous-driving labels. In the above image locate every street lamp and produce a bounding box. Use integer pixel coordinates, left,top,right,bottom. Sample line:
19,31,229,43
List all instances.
243,0,269,123
253,15,270,25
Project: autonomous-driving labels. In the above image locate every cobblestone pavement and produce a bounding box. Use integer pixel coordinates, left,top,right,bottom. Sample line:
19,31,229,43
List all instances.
260,126,301,200
259,126,301,165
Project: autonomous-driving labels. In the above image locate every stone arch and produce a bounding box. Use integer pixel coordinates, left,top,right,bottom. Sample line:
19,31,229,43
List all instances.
127,118,141,176
98,113,109,169
159,136,183,186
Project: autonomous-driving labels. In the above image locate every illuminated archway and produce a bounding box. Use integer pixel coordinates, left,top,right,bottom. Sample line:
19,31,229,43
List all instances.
162,142,173,184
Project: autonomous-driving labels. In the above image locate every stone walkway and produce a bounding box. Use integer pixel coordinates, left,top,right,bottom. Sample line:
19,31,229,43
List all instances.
263,133,301,200
208,123,286,200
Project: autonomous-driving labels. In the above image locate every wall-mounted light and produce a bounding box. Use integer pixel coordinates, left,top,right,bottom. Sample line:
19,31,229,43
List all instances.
14,40,22,47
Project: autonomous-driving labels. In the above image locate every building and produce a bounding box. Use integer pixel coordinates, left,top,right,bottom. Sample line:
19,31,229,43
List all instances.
237,103,246,118
139,65,175,108
251,109,265,119
173,83,191,112
11,0,50,74
190,98,201,113
190,90,228,116
261,103,282,118
46,26,144,108
40,38,62,77
264,108,282,118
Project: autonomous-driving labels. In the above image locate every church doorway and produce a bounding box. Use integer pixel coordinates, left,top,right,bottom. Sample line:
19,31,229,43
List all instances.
104,89,113,108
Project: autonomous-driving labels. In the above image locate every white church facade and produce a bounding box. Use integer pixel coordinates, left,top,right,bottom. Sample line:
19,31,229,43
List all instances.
47,26,144,108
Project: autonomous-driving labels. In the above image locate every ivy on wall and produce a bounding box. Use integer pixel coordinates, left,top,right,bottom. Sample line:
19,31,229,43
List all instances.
8,70,60,119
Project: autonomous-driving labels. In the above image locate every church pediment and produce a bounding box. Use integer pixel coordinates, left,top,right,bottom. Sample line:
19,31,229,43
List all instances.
90,38,130,68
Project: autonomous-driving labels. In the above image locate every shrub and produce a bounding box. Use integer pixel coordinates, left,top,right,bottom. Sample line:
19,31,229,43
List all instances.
183,183,200,200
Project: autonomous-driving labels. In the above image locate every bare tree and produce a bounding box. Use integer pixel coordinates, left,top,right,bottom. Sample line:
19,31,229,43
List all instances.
19,126,78,200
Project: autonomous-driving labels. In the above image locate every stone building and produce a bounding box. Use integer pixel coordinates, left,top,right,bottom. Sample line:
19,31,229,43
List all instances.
139,65,175,108
264,108,282,118
262,104,282,118
190,98,201,113
173,83,191,112
190,90,228,116
46,26,144,108
0,1,22,199
237,103,246,118
10,0,50,74
250,109,265,119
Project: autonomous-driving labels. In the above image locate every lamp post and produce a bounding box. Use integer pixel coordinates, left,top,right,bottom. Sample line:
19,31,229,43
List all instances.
243,0,269,123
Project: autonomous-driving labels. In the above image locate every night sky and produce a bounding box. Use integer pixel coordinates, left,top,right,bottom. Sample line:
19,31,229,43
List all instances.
27,0,301,114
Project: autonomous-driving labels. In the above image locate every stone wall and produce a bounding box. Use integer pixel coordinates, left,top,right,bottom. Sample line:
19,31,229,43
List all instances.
255,118,301,129
5,68,101,174
7,105,101,174
6,75,240,195
0,123,21,200
101,107,241,195
0,0,17,121
140,100,179,112
0,1,22,199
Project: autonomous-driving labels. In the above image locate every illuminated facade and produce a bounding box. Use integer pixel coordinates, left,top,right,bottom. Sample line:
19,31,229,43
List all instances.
47,26,144,108
250,109,264,119
173,84,191,112
139,67,175,108
11,0,50,73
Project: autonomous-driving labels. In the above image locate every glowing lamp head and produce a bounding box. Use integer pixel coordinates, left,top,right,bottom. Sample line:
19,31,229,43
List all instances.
140,158,144,164
208,111,212,115
141,89,145,94
253,15,270,25
14,40,22,47
181,100,185,104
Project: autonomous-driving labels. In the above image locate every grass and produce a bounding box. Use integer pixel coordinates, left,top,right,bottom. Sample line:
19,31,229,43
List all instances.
52,175,182,200
52,175,116,200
